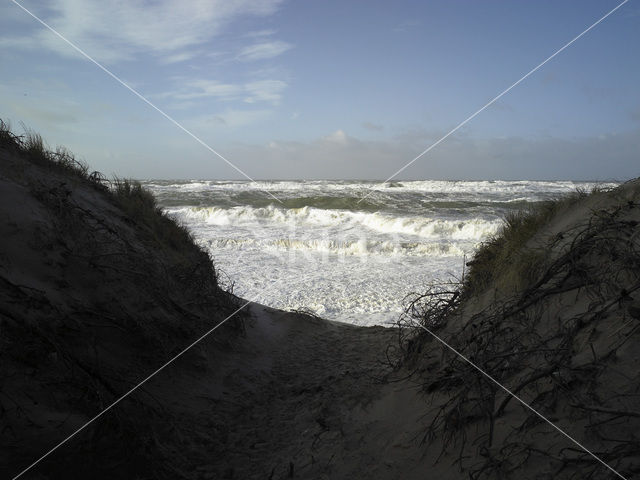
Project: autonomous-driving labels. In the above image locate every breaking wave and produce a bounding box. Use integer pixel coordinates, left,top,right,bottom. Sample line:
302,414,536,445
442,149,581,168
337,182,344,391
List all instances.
144,179,619,326
168,205,501,242
201,237,467,257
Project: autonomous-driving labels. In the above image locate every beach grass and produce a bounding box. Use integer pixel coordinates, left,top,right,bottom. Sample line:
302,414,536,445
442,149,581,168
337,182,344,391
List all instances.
462,189,598,296
0,119,218,289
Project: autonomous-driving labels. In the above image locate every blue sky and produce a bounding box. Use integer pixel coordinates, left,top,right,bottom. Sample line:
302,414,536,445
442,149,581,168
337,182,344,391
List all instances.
1,0,638,180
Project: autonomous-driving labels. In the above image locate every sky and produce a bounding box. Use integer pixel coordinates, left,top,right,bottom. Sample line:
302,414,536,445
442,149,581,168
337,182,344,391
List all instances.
0,0,639,180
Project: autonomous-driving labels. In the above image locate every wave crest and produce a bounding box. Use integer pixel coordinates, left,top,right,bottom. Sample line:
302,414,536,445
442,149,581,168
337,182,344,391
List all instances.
168,205,501,242
201,237,467,257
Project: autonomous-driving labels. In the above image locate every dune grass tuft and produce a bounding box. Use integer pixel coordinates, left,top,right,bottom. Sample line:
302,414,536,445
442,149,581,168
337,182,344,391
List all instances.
111,177,209,258
462,190,597,296
0,119,220,290
1,119,101,188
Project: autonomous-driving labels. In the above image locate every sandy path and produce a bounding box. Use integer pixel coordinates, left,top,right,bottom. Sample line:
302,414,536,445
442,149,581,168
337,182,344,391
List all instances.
201,304,415,480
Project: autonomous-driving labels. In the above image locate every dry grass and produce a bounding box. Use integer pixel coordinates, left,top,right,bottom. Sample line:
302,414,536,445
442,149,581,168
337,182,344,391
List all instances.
1,119,102,187
462,190,597,296
0,119,218,287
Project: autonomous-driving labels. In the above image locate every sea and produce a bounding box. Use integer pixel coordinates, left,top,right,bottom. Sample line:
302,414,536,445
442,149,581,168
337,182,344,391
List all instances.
143,180,618,327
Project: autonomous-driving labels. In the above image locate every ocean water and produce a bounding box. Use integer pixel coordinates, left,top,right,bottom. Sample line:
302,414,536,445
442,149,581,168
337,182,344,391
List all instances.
143,180,618,326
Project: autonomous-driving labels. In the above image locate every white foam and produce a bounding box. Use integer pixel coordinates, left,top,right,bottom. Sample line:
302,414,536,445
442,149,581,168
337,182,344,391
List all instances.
147,180,619,326
146,179,619,197
168,205,501,242
201,237,466,257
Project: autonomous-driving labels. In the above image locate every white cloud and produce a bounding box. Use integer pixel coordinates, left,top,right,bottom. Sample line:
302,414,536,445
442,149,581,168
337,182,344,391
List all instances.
322,130,349,145
177,80,245,101
245,29,277,38
190,109,272,129
164,78,287,105
160,51,201,64
237,40,293,61
5,0,285,64
244,80,287,104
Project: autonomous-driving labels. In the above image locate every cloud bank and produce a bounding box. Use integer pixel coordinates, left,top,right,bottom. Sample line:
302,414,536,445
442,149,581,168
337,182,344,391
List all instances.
6,0,285,64
228,128,640,181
